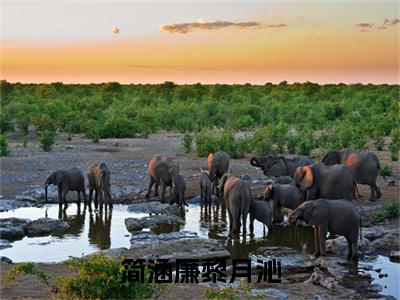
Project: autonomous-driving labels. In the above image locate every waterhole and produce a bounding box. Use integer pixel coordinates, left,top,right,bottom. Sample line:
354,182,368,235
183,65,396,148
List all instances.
0,202,398,297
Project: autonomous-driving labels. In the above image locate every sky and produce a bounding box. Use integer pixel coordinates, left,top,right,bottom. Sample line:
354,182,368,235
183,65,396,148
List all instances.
1,0,399,84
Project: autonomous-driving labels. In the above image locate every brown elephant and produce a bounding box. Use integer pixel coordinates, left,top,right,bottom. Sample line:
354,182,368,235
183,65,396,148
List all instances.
199,168,212,204
250,155,312,178
218,172,251,234
145,156,180,202
45,168,87,206
289,199,362,260
322,149,382,201
87,163,112,210
171,173,187,208
208,151,230,195
294,164,356,201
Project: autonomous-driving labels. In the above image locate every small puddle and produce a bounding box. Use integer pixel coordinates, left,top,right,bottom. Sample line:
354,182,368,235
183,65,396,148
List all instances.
0,202,398,298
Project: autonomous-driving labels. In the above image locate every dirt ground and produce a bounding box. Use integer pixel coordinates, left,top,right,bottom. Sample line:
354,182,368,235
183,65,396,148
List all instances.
0,132,399,299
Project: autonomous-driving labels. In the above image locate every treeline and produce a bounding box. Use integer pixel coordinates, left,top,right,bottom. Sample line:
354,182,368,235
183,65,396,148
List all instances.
0,80,399,159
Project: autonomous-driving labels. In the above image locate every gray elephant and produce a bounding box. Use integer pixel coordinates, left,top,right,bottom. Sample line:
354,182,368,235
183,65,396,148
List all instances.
208,151,230,195
322,149,382,201
45,168,87,206
87,163,112,210
218,172,250,234
263,183,302,223
249,199,273,233
145,156,179,202
289,199,361,260
250,155,312,177
199,168,212,204
294,164,355,201
171,173,187,208
273,176,293,185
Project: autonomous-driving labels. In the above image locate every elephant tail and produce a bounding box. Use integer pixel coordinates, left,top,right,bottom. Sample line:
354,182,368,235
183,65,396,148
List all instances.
377,159,387,180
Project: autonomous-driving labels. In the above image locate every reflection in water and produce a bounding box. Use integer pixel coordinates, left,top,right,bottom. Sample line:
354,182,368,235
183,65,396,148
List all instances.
88,209,112,249
57,204,86,237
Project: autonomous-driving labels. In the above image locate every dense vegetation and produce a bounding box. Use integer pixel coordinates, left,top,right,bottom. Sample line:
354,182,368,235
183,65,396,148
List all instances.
0,80,398,158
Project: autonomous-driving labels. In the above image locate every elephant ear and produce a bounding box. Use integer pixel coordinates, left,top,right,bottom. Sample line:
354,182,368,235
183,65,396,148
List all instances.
218,173,229,193
277,156,289,174
294,167,304,187
305,201,326,226
322,151,340,165
54,171,64,185
302,166,313,190
263,184,274,201
207,153,214,172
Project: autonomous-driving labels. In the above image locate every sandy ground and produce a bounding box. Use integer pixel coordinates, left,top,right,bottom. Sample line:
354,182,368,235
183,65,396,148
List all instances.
0,132,399,299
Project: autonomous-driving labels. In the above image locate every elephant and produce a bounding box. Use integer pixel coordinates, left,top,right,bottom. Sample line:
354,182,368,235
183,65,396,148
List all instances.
294,164,356,201
322,149,382,201
171,173,187,208
208,151,230,196
272,176,293,185
87,163,112,210
288,199,361,260
250,155,313,178
145,156,179,202
218,172,251,234
263,183,302,223
249,199,273,233
45,168,87,206
199,169,212,204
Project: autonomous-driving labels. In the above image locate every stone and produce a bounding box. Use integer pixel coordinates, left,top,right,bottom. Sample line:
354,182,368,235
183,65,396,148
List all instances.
125,218,144,232
0,218,30,239
130,231,198,245
0,239,12,250
386,179,395,186
127,201,180,215
0,256,12,264
124,215,185,232
25,218,69,236
370,229,400,252
389,250,400,262
251,288,289,300
326,236,375,256
306,266,337,291
86,247,128,259
127,238,229,262
0,200,31,212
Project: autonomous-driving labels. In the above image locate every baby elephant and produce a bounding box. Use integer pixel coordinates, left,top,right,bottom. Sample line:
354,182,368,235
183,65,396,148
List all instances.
171,174,187,208
249,199,273,233
87,163,112,210
289,199,361,260
45,168,87,206
264,184,302,223
199,169,212,204
218,173,251,234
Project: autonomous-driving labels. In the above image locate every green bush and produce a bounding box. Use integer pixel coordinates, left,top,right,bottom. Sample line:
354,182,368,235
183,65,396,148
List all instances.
0,134,10,156
375,200,400,222
58,253,156,299
38,130,56,151
182,132,193,153
389,129,400,161
251,127,274,156
380,164,392,177
85,120,101,143
372,130,385,151
4,262,48,286
195,131,218,157
0,110,13,133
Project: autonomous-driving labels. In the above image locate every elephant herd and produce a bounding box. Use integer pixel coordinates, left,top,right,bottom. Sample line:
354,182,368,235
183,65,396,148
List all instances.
44,147,384,260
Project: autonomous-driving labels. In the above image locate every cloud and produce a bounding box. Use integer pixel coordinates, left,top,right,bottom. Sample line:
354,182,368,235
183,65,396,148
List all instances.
379,17,400,30
265,23,287,28
160,20,261,34
355,23,374,28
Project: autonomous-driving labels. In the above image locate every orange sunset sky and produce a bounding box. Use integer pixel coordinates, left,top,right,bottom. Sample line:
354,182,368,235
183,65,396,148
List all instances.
1,0,399,84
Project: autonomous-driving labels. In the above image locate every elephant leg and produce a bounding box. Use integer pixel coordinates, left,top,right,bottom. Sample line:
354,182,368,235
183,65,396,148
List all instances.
318,224,328,256
200,187,203,201
154,183,159,197
242,212,247,235
368,184,376,201
160,182,166,203
58,186,63,205
77,191,81,205
346,237,353,260
62,189,69,206
89,188,93,204
228,210,233,232
375,184,382,199
351,238,359,260
145,177,154,199
314,226,321,257
231,206,240,234
94,189,99,210
249,212,255,233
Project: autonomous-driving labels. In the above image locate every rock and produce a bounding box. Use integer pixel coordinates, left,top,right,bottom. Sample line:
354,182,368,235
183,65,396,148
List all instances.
0,256,12,264
0,200,31,212
0,239,12,250
240,174,252,180
127,238,229,262
386,179,395,186
362,226,387,241
326,236,375,256
25,218,69,236
306,266,337,291
0,218,30,239
368,284,382,293
252,180,261,184
251,288,289,300
125,218,144,232
15,196,37,202
130,231,198,245
86,247,128,259
389,251,400,262
125,215,185,232
127,201,180,215
370,229,400,252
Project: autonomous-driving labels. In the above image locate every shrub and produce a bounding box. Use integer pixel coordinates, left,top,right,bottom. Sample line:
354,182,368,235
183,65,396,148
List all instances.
0,110,13,133
380,164,392,177
251,127,275,156
38,130,56,151
0,134,10,156
22,134,28,148
182,132,193,153
389,129,400,161
375,200,400,222
85,120,101,143
58,253,155,299
4,262,48,286
296,130,314,156
195,131,218,157
371,130,385,151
